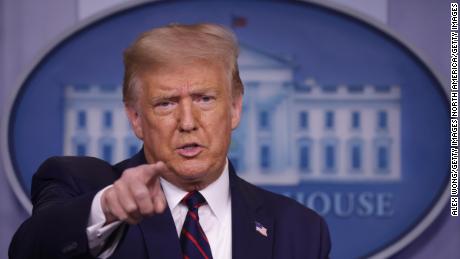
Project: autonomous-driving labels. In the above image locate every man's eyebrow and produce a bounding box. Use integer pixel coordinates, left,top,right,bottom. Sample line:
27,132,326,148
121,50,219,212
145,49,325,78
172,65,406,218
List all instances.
189,87,219,95
150,94,179,103
149,86,220,101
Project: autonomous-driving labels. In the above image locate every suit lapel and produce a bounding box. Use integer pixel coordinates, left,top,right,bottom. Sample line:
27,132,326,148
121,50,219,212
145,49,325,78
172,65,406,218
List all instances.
230,163,274,259
138,210,182,259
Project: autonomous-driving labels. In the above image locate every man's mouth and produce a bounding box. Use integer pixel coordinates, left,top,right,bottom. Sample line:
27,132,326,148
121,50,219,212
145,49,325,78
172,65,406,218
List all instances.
176,143,203,158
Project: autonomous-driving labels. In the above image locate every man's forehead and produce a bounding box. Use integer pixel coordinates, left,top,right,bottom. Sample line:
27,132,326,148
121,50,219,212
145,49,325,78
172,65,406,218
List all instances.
141,76,228,100
150,58,226,74
140,63,229,94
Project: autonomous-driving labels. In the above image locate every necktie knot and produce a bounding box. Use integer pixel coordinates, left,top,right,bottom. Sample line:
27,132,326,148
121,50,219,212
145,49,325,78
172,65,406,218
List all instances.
182,191,206,211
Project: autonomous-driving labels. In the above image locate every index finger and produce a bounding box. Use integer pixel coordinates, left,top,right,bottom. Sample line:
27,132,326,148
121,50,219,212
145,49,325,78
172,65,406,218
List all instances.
139,161,169,182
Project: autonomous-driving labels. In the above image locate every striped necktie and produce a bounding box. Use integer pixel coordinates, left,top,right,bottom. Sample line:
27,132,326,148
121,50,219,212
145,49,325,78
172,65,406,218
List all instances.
180,191,213,259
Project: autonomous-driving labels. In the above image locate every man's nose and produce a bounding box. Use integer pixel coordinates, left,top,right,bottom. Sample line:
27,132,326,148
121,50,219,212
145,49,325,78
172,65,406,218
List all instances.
178,99,198,132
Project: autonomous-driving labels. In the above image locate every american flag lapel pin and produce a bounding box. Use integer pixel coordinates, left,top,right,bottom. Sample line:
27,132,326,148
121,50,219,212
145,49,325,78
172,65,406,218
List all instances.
255,221,268,237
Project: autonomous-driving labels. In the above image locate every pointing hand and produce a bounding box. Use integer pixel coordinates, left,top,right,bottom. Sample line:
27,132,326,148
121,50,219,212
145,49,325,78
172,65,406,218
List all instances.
101,162,168,225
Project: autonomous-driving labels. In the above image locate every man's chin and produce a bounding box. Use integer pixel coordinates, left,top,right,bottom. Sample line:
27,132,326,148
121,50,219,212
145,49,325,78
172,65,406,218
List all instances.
174,163,209,179
168,160,218,187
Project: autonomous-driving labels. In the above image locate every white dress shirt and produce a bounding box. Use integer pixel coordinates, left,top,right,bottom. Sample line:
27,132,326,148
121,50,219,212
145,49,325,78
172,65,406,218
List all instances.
86,160,232,259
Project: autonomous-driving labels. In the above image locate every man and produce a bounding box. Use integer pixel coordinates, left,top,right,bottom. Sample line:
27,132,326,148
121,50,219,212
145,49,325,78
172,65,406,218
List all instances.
9,23,331,259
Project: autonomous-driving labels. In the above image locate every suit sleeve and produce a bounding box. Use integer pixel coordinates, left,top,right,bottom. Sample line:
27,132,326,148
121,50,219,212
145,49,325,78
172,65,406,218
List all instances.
9,157,114,259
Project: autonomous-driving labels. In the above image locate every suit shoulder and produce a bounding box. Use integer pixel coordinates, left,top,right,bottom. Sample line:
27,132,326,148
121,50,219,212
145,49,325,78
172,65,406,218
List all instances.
33,156,117,193
36,155,118,180
38,156,112,173
236,177,324,223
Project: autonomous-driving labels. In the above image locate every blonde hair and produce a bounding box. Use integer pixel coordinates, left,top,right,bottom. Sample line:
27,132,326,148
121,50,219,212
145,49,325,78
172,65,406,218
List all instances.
122,23,244,105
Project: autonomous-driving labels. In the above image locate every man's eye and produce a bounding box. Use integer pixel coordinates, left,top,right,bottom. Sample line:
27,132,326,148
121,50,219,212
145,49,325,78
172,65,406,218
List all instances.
199,96,214,102
155,101,174,108
159,102,171,106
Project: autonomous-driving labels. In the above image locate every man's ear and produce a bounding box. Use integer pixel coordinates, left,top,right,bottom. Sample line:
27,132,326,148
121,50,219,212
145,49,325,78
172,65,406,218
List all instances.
231,94,243,130
125,104,144,140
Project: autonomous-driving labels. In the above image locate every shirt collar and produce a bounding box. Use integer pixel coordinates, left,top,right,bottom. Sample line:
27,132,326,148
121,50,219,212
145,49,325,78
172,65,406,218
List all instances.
160,159,230,221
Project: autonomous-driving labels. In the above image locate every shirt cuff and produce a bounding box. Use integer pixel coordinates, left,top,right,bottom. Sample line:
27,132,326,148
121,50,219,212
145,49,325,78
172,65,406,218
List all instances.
86,185,123,258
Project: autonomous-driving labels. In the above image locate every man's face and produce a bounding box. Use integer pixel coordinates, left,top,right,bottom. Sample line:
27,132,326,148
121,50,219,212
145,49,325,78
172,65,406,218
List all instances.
126,61,242,190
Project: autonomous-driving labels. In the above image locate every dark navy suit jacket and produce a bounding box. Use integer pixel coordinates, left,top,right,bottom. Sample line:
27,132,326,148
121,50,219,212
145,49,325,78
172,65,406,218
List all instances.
9,151,331,259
